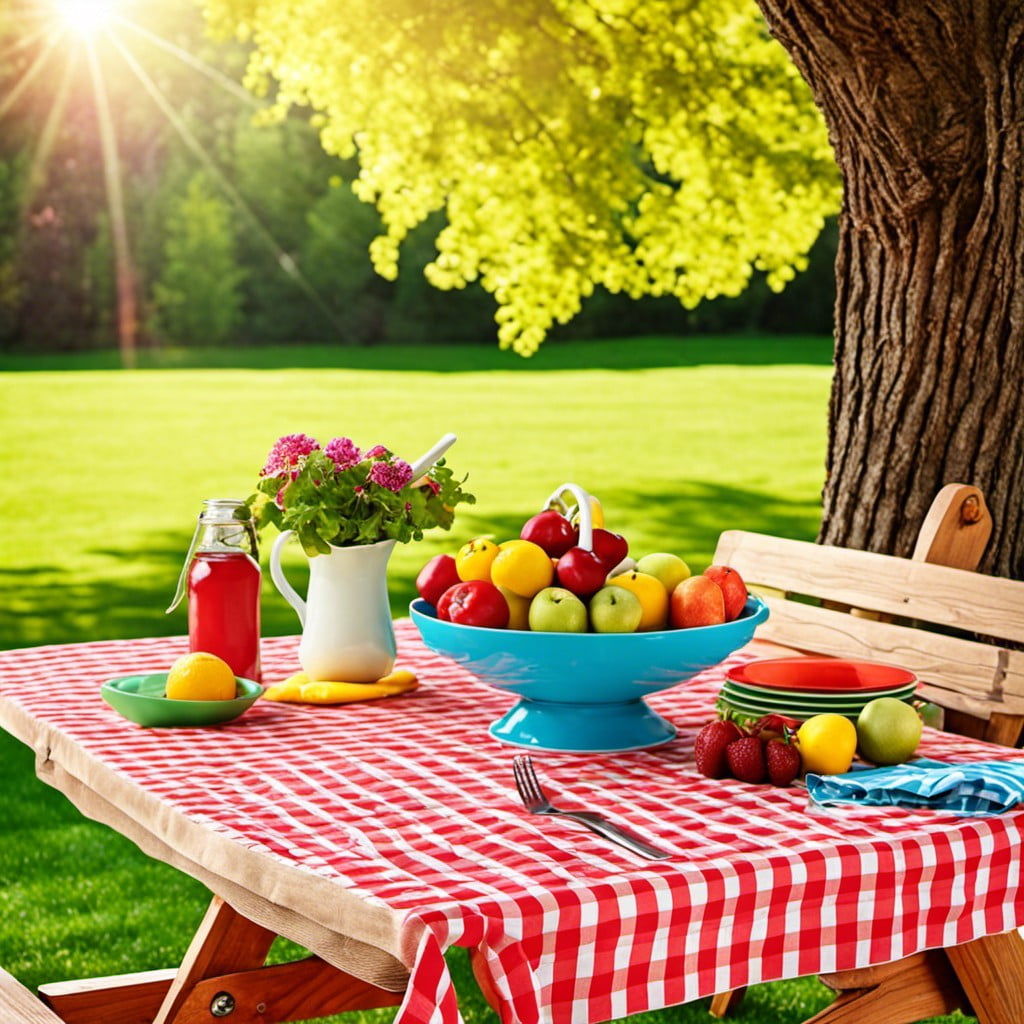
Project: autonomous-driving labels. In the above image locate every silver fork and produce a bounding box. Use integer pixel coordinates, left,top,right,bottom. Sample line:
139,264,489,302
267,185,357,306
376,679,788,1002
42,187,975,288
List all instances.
512,755,672,861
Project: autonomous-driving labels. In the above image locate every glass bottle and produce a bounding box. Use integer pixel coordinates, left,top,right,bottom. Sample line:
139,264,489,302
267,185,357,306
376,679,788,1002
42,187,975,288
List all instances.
168,499,262,682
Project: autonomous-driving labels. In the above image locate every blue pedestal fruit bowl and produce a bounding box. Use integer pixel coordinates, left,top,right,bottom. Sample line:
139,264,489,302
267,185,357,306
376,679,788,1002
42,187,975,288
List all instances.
410,595,768,752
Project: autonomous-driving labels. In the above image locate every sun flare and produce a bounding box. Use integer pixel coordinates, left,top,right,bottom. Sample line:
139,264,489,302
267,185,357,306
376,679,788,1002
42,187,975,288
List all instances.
52,0,117,36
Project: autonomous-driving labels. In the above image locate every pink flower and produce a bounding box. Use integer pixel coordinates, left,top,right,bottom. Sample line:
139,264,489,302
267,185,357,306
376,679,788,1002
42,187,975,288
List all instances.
261,433,320,477
365,444,390,460
368,458,413,492
324,436,362,470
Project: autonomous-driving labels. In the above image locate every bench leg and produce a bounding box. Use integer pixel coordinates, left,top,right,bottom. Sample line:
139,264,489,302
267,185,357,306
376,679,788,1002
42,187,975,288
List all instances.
708,987,746,1017
945,930,1024,1024
39,895,405,1024
806,948,964,1024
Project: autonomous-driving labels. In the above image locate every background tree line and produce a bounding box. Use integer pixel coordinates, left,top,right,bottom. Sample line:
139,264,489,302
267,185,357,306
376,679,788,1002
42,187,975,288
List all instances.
0,3,836,355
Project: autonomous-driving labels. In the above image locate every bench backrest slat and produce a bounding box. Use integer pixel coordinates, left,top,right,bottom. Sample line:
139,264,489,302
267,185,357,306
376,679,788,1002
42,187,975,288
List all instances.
712,530,1024,724
714,531,1024,644
759,596,1024,720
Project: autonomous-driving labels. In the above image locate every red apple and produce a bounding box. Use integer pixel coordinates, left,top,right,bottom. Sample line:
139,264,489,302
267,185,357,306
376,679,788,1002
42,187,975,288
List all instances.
555,546,608,598
703,564,748,621
520,509,578,558
590,528,629,570
437,580,510,628
669,575,726,628
416,554,461,608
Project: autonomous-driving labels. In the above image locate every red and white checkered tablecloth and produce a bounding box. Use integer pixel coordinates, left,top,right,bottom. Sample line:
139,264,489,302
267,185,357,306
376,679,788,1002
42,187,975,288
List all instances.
3,622,1024,1024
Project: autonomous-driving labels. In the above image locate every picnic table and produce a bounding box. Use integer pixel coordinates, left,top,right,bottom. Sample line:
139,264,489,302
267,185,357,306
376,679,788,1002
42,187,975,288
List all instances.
2,620,1024,1024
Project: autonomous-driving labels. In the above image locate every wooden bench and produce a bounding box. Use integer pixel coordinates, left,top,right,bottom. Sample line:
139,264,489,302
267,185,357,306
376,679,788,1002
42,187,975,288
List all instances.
0,967,64,1024
708,484,1024,1024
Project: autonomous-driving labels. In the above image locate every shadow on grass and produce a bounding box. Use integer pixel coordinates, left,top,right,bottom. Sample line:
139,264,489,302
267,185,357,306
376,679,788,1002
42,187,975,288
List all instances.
0,532,309,651
1,481,821,652
0,335,834,375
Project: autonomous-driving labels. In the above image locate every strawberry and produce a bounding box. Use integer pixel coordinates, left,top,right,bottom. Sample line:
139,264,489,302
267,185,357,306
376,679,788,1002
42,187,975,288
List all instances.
725,735,767,784
766,738,802,786
693,719,744,778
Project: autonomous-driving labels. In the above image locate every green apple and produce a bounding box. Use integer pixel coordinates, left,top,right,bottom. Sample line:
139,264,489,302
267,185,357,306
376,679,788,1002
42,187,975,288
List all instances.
589,585,643,633
635,552,691,593
528,587,588,633
856,698,923,765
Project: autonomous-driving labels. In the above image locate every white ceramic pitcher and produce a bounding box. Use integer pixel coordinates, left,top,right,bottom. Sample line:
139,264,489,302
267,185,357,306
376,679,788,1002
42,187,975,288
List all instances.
270,534,397,682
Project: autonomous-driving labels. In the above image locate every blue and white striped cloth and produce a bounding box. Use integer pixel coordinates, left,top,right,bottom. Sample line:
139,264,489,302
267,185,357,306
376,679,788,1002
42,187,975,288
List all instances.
806,758,1024,816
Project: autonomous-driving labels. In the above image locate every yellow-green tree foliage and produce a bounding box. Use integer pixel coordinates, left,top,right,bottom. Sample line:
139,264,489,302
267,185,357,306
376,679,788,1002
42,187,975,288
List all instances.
203,0,840,354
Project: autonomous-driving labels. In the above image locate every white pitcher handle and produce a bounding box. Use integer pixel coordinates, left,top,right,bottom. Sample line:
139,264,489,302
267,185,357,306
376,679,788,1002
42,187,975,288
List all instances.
270,530,306,626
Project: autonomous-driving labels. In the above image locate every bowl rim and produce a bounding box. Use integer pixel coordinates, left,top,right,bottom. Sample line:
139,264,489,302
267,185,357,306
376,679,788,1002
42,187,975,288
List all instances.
101,672,263,705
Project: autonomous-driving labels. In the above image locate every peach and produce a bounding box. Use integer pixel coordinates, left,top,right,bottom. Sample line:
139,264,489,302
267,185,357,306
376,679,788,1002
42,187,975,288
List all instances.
702,564,748,621
670,575,726,628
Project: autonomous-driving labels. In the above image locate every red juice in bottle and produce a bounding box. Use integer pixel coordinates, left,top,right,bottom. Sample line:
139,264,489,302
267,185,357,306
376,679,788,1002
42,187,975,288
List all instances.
169,498,262,682
188,550,261,681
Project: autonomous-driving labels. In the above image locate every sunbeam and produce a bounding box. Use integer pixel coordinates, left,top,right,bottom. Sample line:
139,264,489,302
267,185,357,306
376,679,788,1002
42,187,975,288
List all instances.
83,32,137,367
2,0,353,363
108,29,350,337
0,29,64,120
111,15,259,106
23,44,76,203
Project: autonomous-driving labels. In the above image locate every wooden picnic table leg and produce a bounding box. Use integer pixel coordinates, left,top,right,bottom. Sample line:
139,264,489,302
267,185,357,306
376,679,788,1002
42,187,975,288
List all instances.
40,894,405,1024
153,895,405,1024
152,895,277,1023
803,948,965,1024
944,930,1024,1024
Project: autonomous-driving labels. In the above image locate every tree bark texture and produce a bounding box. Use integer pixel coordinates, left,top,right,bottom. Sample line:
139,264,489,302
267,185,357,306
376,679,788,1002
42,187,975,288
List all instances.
755,0,1024,578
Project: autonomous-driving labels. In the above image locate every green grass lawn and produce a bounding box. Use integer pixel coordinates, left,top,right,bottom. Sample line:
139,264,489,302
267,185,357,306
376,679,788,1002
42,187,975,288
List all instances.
0,335,972,1024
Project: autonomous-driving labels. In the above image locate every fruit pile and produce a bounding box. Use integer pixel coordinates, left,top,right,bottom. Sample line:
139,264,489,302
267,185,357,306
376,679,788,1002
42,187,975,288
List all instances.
694,698,925,785
415,486,749,633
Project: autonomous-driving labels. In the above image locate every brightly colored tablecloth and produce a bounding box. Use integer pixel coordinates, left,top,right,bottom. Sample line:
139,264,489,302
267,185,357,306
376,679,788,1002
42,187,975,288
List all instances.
3,622,1024,1024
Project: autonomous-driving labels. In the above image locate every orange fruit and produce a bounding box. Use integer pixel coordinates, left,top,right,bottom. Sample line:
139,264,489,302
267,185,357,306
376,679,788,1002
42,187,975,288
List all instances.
491,540,554,598
606,570,669,630
455,538,500,582
165,652,237,701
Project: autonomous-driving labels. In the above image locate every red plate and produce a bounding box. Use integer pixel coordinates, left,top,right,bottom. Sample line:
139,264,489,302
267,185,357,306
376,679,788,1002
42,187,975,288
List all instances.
726,657,916,693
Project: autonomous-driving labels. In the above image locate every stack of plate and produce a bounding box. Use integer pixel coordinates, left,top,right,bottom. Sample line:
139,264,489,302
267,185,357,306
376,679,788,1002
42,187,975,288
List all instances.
718,657,917,722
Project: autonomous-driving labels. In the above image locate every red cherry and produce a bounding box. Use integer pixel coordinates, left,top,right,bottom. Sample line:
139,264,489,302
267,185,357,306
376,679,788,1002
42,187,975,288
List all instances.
556,547,608,597
520,509,578,558
590,528,629,570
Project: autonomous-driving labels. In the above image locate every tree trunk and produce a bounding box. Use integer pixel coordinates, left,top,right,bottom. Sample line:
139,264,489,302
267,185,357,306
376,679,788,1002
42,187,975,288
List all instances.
754,0,1024,579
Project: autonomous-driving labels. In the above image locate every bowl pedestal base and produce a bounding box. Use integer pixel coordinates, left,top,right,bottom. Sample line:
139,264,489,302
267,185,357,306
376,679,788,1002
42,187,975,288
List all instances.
489,697,677,753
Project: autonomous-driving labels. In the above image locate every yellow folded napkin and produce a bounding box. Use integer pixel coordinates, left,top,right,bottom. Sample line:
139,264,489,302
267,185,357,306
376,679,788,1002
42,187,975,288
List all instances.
263,669,418,705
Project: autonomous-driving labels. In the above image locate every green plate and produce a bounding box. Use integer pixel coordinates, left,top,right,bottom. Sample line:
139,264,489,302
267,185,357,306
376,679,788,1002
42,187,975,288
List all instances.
101,672,263,727
720,679,917,711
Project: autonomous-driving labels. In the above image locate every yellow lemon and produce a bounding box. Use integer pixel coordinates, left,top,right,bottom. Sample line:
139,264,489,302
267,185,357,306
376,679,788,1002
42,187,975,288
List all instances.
796,714,858,775
491,540,554,598
498,586,533,629
165,652,237,701
570,495,605,529
455,538,500,582
606,571,668,631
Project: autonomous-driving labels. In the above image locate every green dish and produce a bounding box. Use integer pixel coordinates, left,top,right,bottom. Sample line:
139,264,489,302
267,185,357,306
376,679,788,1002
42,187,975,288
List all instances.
101,672,263,727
